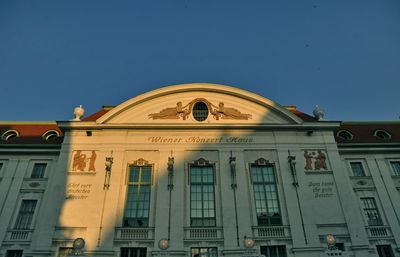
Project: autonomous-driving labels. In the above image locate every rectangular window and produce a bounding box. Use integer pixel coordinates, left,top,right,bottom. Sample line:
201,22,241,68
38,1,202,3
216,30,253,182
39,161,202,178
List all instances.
31,163,47,178
123,165,152,227
250,165,281,225
190,165,216,227
390,161,400,176
260,246,287,257
6,250,23,257
350,162,365,176
335,243,345,251
191,247,217,257
361,198,383,226
376,245,395,257
120,247,146,257
15,200,37,229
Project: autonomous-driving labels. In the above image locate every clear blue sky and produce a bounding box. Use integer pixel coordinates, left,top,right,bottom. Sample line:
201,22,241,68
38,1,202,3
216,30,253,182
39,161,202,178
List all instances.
1,0,399,121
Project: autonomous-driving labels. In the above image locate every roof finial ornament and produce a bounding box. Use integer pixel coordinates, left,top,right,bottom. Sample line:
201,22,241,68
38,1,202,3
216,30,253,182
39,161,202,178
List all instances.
72,105,85,121
313,105,325,121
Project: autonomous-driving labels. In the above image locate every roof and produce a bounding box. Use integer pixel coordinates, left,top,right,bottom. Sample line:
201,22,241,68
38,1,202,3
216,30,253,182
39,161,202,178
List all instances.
0,123,63,145
335,122,400,144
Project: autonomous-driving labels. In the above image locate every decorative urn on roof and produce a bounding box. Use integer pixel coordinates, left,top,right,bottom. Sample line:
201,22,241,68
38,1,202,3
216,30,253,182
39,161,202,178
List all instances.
313,105,325,121
72,105,85,121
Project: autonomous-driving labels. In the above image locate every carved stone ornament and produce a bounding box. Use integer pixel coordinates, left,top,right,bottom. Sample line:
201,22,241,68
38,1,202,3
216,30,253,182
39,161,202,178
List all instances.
132,158,150,166
71,150,97,172
148,98,252,120
253,158,273,166
192,158,211,166
304,150,328,171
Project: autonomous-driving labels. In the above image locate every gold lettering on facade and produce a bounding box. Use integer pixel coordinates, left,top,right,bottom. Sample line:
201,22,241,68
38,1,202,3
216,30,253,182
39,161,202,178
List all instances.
147,136,254,143
148,98,252,120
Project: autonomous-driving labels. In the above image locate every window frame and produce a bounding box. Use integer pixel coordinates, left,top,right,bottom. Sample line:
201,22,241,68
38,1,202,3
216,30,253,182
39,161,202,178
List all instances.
189,158,217,227
31,163,47,179
360,197,383,226
249,158,282,226
349,161,366,177
120,247,147,257
14,199,38,229
260,245,287,257
123,159,153,228
389,161,400,176
191,247,218,257
5,250,23,257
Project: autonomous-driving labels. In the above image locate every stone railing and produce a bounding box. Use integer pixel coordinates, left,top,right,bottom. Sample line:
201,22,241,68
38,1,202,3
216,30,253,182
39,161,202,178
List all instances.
114,227,155,241
5,229,33,242
366,226,392,238
184,227,224,241
252,225,291,239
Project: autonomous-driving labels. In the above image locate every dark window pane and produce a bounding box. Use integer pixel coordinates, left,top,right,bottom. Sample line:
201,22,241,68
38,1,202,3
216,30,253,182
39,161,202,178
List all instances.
350,162,365,176
121,248,147,257
15,200,37,229
376,245,394,257
6,251,23,257
124,166,152,227
190,165,216,227
251,165,281,225
361,198,383,226
260,246,287,257
31,163,47,178
390,162,400,176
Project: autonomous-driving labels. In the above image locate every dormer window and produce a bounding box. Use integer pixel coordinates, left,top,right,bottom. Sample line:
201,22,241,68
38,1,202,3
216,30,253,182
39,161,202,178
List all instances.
42,130,60,141
374,130,391,140
1,130,19,141
337,130,353,140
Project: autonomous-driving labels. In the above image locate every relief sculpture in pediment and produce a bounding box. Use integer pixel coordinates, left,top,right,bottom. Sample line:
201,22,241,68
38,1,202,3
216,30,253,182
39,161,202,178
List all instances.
148,99,251,120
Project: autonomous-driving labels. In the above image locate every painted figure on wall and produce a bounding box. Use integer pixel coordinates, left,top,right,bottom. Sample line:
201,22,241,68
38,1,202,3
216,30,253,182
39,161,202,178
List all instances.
72,150,86,171
315,150,327,170
72,150,97,172
88,150,97,171
304,151,313,170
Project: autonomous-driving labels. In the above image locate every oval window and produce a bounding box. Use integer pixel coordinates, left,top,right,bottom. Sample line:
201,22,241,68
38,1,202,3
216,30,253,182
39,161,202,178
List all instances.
192,102,209,122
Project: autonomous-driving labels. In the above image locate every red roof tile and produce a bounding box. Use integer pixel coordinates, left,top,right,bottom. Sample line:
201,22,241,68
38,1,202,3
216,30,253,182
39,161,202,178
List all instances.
0,124,63,145
335,123,400,144
82,108,111,121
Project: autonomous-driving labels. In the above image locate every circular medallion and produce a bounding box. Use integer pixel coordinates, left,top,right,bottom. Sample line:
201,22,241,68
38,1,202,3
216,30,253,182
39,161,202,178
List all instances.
73,237,85,249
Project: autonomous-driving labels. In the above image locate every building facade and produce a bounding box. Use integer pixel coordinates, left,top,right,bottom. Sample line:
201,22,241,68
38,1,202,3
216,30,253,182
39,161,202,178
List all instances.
0,84,399,257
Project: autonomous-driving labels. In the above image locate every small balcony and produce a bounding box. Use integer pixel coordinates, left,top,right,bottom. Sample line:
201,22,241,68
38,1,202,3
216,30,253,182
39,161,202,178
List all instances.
184,227,224,242
252,225,291,240
114,227,155,241
4,229,33,243
366,226,393,239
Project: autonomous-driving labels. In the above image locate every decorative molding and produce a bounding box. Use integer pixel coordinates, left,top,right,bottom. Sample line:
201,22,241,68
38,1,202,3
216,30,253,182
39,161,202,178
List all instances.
132,158,150,166
192,158,211,166
148,98,252,121
252,158,273,166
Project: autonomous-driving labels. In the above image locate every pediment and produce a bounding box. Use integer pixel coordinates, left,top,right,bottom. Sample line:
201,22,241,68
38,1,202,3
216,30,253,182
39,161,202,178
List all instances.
97,83,302,125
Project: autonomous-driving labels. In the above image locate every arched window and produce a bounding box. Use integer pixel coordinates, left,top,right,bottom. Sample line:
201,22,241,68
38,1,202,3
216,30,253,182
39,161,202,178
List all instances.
374,130,391,140
1,130,19,141
336,130,353,140
42,130,60,140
